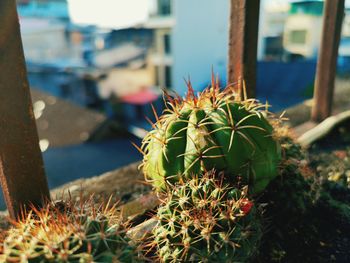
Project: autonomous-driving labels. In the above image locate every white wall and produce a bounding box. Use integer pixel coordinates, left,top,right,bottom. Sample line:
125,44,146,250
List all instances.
283,15,323,58
172,0,230,95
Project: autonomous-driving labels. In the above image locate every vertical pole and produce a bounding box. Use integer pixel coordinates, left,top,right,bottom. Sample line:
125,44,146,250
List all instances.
311,0,345,122
228,0,260,98
0,0,50,219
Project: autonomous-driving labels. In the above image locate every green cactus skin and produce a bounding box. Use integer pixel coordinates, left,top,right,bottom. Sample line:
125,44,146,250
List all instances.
150,171,262,263
0,200,139,263
141,80,281,193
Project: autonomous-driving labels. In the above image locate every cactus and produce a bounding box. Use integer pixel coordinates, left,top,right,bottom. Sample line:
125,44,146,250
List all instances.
141,78,281,193
149,171,262,262
0,199,139,263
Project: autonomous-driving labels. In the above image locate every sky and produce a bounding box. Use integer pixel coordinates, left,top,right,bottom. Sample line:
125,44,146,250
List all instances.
67,0,350,29
67,0,150,29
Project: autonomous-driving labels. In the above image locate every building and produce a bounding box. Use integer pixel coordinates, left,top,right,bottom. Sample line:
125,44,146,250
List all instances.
17,0,89,74
283,1,324,59
17,0,69,21
142,0,233,94
283,0,350,68
260,0,289,60
145,0,175,91
18,0,159,113
283,1,349,60
30,88,106,148
20,17,84,67
149,0,285,94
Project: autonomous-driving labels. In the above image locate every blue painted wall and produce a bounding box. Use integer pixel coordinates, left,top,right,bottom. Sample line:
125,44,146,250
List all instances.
172,0,229,94
257,61,317,111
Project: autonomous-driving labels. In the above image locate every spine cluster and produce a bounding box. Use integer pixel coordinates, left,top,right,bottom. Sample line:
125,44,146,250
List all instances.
149,171,262,262
0,76,296,263
0,199,138,262
139,79,283,262
141,79,281,194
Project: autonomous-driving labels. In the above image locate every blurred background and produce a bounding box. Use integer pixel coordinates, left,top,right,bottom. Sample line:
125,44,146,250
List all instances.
10,0,350,206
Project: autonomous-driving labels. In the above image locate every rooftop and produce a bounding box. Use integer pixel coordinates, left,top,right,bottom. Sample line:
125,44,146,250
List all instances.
30,88,106,148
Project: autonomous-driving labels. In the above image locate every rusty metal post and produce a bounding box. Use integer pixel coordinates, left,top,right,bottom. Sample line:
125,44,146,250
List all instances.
0,0,50,219
311,0,345,122
227,0,260,98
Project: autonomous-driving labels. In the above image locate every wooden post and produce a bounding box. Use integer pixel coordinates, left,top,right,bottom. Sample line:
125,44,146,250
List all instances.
228,0,260,98
0,0,50,219
311,0,345,122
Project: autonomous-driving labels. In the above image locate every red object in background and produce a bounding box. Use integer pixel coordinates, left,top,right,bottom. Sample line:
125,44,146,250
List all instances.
240,198,254,215
120,89,159,105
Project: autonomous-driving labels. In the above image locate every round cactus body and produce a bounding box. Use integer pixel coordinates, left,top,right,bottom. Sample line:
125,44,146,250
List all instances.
151,171,262,262
141,82,281,193
0,200,139,263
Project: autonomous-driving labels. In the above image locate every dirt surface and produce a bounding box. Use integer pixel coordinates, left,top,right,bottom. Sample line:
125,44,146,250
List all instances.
255,134,350,263
308,116,350,189
31,88,106,147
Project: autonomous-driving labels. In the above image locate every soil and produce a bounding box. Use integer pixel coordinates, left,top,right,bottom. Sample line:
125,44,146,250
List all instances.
305,119,350,262
257,126,350,263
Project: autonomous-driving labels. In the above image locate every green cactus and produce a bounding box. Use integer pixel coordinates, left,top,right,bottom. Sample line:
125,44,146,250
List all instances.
149,171,262,262
141,79,281,194
0,199,139,263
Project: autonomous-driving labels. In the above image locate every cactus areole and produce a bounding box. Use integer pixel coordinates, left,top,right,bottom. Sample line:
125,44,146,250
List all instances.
152,172,262,262
141,78,281,193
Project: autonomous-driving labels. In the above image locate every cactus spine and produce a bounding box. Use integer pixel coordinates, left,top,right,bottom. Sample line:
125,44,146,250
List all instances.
141,78,281,194
0,199,138,263
149,171,262,262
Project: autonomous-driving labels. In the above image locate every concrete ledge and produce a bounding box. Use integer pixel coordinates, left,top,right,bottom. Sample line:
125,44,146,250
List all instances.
298,110,350,147
51,162,151,204
283,78,350,127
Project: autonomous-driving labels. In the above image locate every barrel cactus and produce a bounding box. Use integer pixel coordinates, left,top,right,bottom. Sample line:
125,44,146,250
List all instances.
141,79,281,193
149,171,262,262
0,199,138,263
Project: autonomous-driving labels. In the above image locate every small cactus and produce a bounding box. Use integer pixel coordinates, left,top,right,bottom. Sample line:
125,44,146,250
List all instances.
0,198,139,263
149,171,262,262
141,77,281,194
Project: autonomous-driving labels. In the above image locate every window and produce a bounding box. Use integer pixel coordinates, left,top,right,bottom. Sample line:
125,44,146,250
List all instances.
163,34,171,54
158,0,171,16
165,66,172,88
289,30,307,44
